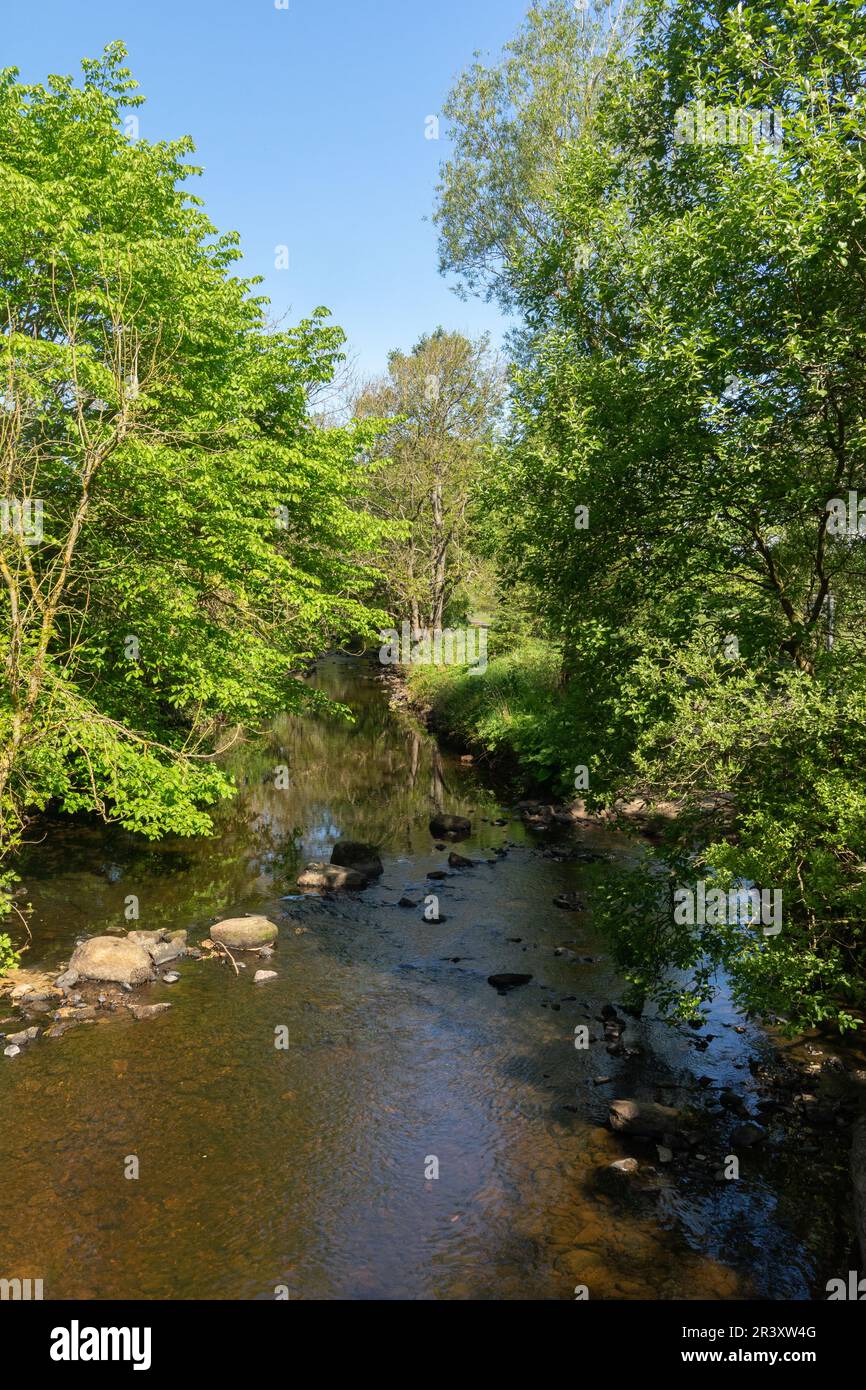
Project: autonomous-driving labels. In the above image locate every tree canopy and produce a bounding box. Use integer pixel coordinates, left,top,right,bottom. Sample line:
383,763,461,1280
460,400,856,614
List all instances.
0,42,389,900
434,0,866,1032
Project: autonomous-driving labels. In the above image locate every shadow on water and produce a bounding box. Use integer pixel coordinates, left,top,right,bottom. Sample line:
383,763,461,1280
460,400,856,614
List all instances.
0,655,854,1299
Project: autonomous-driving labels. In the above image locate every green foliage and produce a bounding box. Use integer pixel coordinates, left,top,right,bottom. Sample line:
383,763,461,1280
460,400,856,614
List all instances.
0,43,392,894
410,639,570,784
442,0,866,1032
354,329,504,630
0,865,21,974
434,0,641,311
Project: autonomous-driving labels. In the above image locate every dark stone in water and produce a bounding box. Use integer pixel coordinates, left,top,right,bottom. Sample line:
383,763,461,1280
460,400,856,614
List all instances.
488,973,533,992
330,840,383,880
398,896,418,908
427,870,449,880
553,893,584,911
429,813,471,839
448,852,475,869
609,1099,683,1137
731,1121,766,1148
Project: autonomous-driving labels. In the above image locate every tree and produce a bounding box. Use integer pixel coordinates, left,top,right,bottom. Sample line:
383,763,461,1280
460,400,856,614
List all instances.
466,0,866,1030
0,43,389,933
354,329,504,633
433,0,641,312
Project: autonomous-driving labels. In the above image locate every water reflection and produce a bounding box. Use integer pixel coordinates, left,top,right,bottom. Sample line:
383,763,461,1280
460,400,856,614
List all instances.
0,657,850,1299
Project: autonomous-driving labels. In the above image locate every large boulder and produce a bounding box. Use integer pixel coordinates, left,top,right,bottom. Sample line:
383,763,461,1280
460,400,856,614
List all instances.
69,936,155,987
330,841,383,880
609,1099,683,1139
852,1114,866,1265
297,863,367,891
429,813,471,839
210,916,279,949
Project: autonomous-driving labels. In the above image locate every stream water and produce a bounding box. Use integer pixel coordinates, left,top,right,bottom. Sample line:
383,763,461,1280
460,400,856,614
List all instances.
0,655,854,1299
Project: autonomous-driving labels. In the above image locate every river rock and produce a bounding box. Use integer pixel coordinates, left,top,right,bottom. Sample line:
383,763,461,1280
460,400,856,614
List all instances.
594,1158,641,1200
4,1045,20,1057
128,1002,172,1021
609,1157,639,1177
609,1099,683,1138
45,1023,73,1039
149,938,187,966
330,841,383,880
211,916,280,949
69,936,155,987
429,813,471,839
297,863,367,891
730,1122,766,1148
488,973,533,992
127,929,187,965
448,851,474,869
5,1026,40,1046
254,970,278,984
127,930,165,949
4,970,59,1001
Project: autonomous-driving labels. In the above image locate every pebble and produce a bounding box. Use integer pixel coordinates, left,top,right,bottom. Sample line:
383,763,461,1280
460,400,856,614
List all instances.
254,971,278,984
128,1003,172,1021
6,1027,40,1045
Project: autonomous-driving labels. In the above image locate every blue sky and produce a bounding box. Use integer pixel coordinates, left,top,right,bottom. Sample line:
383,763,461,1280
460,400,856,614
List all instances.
5,0,528,380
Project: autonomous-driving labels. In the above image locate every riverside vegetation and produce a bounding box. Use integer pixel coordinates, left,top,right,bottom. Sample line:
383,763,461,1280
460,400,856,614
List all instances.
0,1,865,1300
1,8,865,1091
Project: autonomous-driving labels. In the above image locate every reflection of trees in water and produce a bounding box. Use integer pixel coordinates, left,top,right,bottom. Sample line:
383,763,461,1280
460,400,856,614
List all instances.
218,684,480,854
430,742,448,813
21,659,496,951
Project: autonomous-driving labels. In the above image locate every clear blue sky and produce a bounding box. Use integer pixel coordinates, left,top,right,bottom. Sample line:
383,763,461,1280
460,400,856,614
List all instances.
5,0,528,379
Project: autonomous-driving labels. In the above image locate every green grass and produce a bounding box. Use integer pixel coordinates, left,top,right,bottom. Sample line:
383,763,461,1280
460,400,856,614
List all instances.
408,638,573,791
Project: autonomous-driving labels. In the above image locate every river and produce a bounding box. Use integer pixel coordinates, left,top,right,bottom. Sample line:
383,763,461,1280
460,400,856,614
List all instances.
0,655,853,1299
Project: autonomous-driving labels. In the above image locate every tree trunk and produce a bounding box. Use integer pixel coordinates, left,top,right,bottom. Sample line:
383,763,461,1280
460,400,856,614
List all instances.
431,477,446,630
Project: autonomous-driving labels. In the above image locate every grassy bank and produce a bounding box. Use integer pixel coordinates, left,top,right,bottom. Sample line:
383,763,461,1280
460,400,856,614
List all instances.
408,638,574,795
408,638,866,1035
